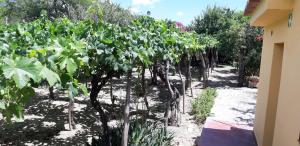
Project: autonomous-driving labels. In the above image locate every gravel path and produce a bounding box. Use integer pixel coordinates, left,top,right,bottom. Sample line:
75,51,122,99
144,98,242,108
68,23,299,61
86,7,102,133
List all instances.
168,86,203,146
169,65,257,146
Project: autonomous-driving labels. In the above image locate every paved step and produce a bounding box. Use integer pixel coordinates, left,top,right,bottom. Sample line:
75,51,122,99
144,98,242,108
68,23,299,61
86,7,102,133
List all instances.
197,118,257,146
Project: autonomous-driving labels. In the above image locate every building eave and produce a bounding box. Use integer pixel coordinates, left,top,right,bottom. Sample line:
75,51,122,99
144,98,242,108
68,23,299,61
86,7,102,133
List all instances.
244,0,261,16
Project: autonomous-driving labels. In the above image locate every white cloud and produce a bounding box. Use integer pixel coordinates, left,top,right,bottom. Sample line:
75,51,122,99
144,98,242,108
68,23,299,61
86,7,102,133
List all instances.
132,0,160,6
176,11,184,17
129,7,141,14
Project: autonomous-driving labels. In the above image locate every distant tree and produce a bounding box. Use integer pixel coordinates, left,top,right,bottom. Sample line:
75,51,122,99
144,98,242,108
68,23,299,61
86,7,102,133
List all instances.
0,0,23,23
0,0,133,24
0,0,93,22
192,7,263,86
237,26,263,86
192,6,237,64
100,1,134,26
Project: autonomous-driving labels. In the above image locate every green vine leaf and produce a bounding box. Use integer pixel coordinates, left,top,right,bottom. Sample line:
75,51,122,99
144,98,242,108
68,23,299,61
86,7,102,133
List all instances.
66,58,78,75
68,83,78,100
40,66,61,86
0,101,6,110
79,84,88,96
2,57,43,88
60,58,78,75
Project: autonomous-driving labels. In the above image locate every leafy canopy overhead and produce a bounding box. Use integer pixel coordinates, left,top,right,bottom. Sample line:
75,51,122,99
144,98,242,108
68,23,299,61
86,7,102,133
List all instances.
0,14,209,122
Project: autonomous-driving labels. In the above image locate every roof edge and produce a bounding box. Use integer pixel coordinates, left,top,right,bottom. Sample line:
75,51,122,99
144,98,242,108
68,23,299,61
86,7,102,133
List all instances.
244,0,261,16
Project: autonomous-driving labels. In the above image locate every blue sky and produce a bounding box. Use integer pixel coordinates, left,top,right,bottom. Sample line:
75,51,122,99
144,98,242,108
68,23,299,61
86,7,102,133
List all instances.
111,0,248,25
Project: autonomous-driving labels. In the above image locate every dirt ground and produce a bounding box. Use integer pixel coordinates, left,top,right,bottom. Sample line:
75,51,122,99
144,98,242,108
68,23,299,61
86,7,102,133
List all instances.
0,65,257,146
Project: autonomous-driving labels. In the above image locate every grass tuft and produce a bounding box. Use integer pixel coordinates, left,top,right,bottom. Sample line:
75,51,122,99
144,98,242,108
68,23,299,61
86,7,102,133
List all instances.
192,88,217,123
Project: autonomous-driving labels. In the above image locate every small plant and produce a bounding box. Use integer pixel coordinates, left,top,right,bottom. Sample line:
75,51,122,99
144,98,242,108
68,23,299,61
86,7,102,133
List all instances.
248,76,259,88
89,120,173,146
192,88,217,123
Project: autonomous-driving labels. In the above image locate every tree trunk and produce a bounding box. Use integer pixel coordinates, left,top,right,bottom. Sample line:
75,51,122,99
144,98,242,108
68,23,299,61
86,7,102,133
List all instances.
110,77,115,106
164,61,171,127
90,72,112,146
121,69,132,146
164,98,170,128
174,88,181,126
68,99,76,130
238,46,246,87
141,65,149,111
151,60,158,85
205,52,210,77
187,54,193,97
211,49,216,72
165,60,178,126
5,16,8,24
216,50,219,65
54,0,58,17
200,52,208,88
149,67,153,79
178,64,185,114
185,55,190,89
49,86,55,100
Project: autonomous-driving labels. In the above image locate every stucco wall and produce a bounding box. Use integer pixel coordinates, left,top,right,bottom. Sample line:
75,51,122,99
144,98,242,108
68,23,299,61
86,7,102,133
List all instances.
254,1,300,146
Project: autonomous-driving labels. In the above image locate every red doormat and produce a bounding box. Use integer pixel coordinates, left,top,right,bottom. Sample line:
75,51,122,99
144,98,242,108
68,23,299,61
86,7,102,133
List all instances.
197,118,257,146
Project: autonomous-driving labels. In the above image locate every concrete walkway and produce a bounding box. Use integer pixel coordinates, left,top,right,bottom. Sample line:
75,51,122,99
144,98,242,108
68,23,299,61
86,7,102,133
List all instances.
209,66,257,127
197,66,258,146
211,87,257,127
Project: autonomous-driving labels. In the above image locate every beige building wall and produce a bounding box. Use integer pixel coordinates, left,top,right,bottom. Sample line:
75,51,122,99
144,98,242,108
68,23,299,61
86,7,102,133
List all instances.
253,0,300,146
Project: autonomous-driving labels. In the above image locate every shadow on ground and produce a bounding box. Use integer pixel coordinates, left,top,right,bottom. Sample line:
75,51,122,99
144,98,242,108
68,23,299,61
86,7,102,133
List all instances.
0,89,102,145
0,65,250,145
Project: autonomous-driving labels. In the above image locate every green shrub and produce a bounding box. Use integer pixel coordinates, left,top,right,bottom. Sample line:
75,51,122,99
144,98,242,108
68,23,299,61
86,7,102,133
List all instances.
192,88,217,123
129,121,173,146
89,120,173,146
